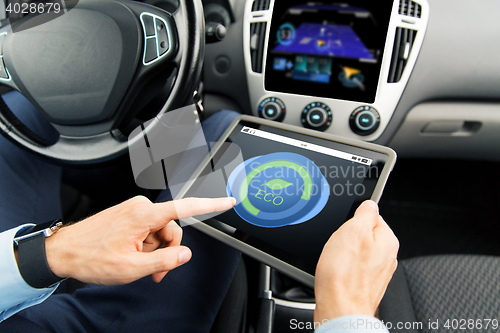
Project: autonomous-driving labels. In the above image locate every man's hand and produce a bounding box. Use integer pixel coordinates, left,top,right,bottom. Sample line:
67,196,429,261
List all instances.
44,196,236,285
314,200,399,323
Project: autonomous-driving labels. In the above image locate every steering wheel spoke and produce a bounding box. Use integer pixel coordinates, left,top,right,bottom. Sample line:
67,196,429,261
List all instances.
138,12,178,67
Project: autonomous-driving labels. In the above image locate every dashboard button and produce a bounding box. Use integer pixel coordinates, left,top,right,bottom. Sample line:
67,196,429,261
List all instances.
258,97,286,122
357,111,375,130
307,108,327,128
156,19,170,55
263,103,279,119
142,15,155,37
301,102,332,131
349,106,380,136
144,38,158,63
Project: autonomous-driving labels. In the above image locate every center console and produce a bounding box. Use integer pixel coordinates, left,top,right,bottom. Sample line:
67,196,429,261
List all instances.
244,0,429,141
242,0,429,320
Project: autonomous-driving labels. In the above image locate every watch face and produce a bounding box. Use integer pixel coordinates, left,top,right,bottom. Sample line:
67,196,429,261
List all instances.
226,152,329,228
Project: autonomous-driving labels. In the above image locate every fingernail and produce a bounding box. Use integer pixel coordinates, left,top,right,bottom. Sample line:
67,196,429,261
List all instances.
363,200,379,213
225,197,236,206
178,248,191,265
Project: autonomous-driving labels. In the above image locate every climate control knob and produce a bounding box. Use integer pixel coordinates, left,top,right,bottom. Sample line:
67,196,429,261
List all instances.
301,102,332,131
258,97,286,122
349,106,380,136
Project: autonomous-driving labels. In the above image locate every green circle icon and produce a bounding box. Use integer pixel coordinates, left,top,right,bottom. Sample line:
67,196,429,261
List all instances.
240,160,313,216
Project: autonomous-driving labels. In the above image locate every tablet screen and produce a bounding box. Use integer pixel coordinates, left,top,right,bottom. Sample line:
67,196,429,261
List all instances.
187,121,390,276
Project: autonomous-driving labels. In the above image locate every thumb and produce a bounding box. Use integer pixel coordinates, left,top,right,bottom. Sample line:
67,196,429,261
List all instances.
352,200,380,229
135,246,192,277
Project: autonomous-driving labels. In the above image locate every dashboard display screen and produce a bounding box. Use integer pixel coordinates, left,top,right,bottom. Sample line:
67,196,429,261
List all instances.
265,1,393,103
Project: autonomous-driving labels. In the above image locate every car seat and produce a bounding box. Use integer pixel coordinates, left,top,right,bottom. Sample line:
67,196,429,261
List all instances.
379,255,500,332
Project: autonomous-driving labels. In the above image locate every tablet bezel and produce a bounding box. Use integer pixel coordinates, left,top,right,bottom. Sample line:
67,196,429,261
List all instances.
175,115,396,288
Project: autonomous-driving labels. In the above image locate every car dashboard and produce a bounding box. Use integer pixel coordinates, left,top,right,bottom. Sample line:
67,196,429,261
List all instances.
243,0,428,142
203,0,500,162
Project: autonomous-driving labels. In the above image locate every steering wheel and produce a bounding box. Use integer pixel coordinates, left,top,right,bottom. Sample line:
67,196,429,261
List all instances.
0,0,204,165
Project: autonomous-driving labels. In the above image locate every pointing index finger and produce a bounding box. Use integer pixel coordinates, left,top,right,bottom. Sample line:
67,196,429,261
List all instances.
152,197,236,227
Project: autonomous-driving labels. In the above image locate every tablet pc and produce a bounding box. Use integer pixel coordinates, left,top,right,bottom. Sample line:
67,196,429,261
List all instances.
175,116,396,288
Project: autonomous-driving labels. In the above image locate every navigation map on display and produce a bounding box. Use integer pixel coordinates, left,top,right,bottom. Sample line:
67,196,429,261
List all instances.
274,23,374,61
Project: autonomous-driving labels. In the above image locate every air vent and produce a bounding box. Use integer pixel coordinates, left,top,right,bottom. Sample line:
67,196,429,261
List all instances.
399,0,422,18
252,0,271,11
250,22,267,73
388,27,417,83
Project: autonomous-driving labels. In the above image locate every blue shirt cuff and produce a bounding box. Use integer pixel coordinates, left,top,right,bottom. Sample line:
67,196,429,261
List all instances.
0,225,59,322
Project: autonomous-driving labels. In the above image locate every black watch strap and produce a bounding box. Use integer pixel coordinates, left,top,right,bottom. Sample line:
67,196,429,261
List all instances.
17,232,63,289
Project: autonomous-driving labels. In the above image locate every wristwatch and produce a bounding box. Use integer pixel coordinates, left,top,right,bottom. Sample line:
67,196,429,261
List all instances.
14,219,66,289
